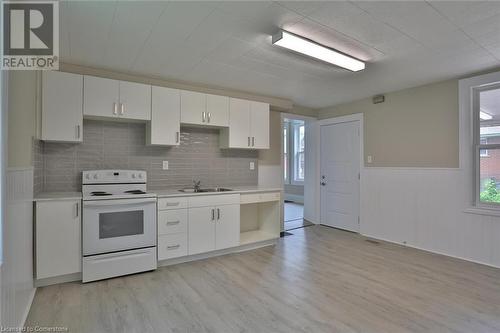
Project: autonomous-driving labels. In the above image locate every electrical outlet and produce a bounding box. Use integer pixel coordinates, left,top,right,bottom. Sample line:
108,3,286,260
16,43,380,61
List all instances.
249,162,255,170
162,161,169,170
367,155,373,164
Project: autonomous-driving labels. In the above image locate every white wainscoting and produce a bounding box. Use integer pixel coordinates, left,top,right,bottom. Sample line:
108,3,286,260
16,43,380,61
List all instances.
1,168,35,327
361,167,500,268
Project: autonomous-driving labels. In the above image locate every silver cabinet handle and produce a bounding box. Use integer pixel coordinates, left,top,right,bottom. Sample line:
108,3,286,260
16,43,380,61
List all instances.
75,202,79,218
113,102,118,115
217,208,220,220
166,202,180,207
166,220,180,226
120,103,124,115
207,112,211,123
211,208,215,221
76,125,81,139
252,137,255,147
248,137,250,147
202,111,206,122
167,244,180,250
176,132,180,143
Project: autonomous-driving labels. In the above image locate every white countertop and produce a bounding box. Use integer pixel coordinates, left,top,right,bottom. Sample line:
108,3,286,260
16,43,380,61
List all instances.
154,186,282,198
33,187,281,201
34,192,83,202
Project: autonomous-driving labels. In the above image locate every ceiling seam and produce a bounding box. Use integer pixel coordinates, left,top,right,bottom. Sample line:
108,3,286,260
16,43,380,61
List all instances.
100,1,118,65
425,1,500,64
128,2,171,73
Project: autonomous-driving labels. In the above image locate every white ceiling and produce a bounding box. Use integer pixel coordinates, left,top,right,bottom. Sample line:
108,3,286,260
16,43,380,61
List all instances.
60,1,500,109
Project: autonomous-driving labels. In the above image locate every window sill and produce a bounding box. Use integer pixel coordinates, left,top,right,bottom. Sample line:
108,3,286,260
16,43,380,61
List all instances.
464,207,500,217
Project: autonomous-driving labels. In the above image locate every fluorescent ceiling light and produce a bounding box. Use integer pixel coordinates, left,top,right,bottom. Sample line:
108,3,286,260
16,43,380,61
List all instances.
480,110,493,120
272,30,365,72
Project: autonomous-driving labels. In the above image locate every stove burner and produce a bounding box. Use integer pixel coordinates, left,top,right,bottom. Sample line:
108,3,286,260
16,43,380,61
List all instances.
91,191,112,196
125,190,147,195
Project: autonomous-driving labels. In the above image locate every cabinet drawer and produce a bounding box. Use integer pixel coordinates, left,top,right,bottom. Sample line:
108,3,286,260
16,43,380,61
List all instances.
240,192,280,204
158,209,187,235
158,233,188,260
188,194,240,208
158,197,188,210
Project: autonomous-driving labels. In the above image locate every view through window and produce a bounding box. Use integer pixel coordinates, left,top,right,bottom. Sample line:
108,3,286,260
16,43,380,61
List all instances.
478,85,500,204
283,119,305,184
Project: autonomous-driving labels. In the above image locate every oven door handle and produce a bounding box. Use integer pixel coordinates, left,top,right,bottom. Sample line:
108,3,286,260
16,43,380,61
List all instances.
83,198,157,207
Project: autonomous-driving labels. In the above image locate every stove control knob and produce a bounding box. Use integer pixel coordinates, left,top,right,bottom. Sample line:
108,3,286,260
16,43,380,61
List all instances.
138,173,143,179
85,174,90,180
132,174,136,179
93,174,98,180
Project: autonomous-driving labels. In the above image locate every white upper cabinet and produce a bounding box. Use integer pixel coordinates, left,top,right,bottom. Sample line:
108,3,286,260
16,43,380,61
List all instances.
180,90,206,125
83,75,151,121
180,91,229,127
84,76,119,118
41,71,83,142
147,86,180,146
220,98,270,149
118,81,151,121
206,94,229,127
250,101,270,149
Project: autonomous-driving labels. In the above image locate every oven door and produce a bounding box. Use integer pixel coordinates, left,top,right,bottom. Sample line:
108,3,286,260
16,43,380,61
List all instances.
83,197,156,256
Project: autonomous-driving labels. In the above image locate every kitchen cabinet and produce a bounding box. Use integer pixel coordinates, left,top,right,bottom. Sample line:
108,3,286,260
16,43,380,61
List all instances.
220,98,270,149
147,86,180,146
180,90,206,125
180,91,230,127
188,204,240,255
35,200,81,279
41,71,83,142
206,94,229,127
83,75,151,121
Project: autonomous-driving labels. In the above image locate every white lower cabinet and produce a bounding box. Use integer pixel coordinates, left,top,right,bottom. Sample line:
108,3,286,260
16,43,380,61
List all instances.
158,233,188,260
188,204,240,255
35,200,81,279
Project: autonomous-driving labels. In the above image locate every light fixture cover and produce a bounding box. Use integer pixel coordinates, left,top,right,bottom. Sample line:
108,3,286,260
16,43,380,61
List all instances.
272,30,365,72
480,110,493,120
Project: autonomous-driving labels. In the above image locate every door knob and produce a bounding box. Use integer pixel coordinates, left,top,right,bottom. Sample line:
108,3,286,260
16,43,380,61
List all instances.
321,182,326,186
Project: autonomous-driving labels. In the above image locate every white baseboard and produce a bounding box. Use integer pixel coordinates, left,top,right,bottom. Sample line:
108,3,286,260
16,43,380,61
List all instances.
20,289,36,327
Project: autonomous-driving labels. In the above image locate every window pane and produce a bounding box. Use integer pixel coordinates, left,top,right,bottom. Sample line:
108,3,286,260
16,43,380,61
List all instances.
480,148,500,204
479,87,500,142
299,125,305,152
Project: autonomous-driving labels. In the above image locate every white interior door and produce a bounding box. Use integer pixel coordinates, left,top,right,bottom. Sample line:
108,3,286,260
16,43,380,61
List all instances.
320,120,360,232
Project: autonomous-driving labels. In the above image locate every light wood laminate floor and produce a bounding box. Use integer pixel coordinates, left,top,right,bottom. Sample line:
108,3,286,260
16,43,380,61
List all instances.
26,226,500,333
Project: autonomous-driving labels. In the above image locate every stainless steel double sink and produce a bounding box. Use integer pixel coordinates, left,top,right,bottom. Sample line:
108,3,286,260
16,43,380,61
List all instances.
178,187,233,193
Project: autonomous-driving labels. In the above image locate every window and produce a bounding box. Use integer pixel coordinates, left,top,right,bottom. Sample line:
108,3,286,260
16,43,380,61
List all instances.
475,84,500,205
283,119,305,185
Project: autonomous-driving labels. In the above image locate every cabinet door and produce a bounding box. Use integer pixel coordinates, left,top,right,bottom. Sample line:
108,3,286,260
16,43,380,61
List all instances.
180,90,206,125
215,204,240,250
119,81,151,120
83,75,119,118
206,94,229,127
188,206,215,255
149,86,180,145
250,101,270,149
42,71,83,142
228,98,251,148
36,200,81,279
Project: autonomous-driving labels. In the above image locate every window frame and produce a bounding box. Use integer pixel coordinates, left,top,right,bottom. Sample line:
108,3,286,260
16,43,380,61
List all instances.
292,122,305,184
283,119,305,186
473,83,500,208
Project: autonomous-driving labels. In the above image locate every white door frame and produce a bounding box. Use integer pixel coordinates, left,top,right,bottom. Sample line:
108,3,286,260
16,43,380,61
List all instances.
317,113,364,230
280,112,317,224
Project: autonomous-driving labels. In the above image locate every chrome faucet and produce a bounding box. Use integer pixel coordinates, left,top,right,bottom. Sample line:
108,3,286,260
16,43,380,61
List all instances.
193,180,201,192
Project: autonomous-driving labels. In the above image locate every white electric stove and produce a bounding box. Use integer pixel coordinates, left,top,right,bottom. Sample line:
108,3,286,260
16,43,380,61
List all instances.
82,170,157,283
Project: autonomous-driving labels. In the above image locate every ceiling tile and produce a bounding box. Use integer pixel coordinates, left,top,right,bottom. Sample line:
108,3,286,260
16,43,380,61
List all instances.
428,1,500,28
103,1,168,71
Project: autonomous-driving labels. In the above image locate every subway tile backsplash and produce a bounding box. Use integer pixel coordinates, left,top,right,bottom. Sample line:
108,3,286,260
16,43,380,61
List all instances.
34,120,258,193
